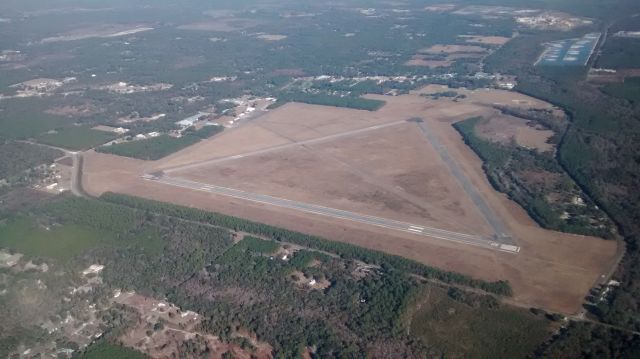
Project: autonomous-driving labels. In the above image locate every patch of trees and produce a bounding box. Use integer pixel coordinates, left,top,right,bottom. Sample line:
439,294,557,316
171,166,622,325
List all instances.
0,140,63,183
100,192,512,296
484,15,640,347
454,117,614,239
96,125,224,160
174,236,424,357
532,322,640,358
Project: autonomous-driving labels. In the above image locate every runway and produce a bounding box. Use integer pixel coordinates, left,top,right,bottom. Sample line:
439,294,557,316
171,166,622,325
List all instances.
415,119,515,246
162,120,407,174
143,174,520,253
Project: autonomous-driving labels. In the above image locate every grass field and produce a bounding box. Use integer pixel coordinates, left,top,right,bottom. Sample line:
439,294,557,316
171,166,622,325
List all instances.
79,342,146,359
36,126,116,150
410,287,551,358
0,216,118,261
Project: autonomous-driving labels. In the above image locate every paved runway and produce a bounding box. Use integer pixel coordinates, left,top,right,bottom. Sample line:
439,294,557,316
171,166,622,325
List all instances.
162,120,407,174
143,174,520,253
415,119,516,246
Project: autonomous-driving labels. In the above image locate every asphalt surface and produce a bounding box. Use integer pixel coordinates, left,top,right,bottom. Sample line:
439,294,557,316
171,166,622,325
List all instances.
415,120,516,246
143,174,520,253
162,120,407,174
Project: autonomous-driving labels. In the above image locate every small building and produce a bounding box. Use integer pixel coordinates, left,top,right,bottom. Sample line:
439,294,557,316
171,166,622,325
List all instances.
176,112,210,128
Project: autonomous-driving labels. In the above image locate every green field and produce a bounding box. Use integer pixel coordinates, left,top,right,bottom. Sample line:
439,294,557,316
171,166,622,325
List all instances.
79,342,146,359
96,126,224,160
36,127,116,150
410,287,551,359
0,216,118,261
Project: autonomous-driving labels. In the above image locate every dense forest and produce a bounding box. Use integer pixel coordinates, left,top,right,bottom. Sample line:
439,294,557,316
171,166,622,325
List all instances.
454,117,613,238
1,193,532,357
0,140,63,181
100,193,512,296
484,3,640,353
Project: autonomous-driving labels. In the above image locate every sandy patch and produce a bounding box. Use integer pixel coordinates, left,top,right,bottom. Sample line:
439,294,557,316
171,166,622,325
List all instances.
256,34,287,41
475,115,554,152
41,25,152,43
178,18,263,32
405,56,452,68
45,104,105,117
419,44,488,54
458,35,512,45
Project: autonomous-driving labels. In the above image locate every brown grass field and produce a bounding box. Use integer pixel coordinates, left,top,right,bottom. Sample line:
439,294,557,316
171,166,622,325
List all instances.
458,35,512,45
82,87,618,314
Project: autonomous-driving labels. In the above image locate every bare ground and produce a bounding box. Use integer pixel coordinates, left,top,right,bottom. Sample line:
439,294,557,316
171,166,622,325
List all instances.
475,115,554,152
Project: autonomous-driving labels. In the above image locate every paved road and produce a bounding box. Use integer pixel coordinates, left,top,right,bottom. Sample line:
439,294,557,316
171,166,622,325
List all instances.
143,175,520,253
415,119,516,246
162,120,407,174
